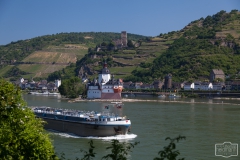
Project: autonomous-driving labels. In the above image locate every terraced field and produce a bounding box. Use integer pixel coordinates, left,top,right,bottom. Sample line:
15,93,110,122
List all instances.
0,44,88,79
18,64,67,79
22,51,77,64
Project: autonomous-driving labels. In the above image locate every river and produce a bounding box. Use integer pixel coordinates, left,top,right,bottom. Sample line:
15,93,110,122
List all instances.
23,94,240,160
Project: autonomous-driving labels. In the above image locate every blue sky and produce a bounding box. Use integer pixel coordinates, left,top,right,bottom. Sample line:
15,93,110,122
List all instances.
0,0,239,45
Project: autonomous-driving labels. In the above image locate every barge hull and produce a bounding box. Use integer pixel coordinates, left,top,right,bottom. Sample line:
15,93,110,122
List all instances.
40,118,130,137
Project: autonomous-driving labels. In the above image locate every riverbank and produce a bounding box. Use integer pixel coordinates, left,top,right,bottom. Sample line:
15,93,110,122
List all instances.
122,91,240,98
70,97,240,106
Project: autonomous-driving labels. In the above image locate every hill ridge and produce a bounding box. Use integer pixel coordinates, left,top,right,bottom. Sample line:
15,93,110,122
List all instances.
1,9,240,83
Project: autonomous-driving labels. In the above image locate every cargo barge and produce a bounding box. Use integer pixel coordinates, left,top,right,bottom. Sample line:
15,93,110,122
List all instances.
32,107,131,137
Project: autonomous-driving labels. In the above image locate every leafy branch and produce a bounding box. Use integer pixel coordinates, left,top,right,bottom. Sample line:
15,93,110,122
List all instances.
78,140,96,160
102,140,139,160
154,135,186,160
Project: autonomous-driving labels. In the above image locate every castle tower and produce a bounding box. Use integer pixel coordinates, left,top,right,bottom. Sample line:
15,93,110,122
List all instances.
164,74,172,89
121,31,127,47
98,62,111,86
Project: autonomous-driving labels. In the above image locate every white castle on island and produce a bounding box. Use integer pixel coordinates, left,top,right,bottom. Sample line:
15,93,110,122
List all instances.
86,62,123,99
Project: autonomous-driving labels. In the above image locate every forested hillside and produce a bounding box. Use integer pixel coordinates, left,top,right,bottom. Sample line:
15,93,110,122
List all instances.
128,10,240,82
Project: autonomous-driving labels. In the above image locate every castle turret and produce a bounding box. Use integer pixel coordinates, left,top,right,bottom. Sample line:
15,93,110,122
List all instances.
121,31,127,47
98,62,111,86
164,74,172,89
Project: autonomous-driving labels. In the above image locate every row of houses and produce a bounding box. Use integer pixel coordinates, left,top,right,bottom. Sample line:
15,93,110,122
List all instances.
15,78,61,91
122,69,240,91
122,80,240,91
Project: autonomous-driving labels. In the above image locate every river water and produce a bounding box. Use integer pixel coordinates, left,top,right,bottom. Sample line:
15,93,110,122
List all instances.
23,94,240,160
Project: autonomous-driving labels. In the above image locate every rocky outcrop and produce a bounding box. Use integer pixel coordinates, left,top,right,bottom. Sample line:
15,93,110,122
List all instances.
78,64,98,78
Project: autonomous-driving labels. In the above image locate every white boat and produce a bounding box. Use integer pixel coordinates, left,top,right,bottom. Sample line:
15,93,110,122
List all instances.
29,91,49,95
168,93,181,98
158,94,166,98
111,102,124,108
28,91,59,96
48,92,60,95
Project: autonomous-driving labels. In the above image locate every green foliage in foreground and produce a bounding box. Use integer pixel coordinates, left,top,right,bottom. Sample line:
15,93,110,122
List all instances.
79,140,96,160
60,135,185,160
0,79,57,160
66,139,139,160
101,140,139,160
154,135,186,160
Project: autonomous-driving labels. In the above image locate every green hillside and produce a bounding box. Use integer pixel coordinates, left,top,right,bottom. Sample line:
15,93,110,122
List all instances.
67,10,240,83
150,10,240,82
127,10,240,82
1,10,240,83
0,32,146,80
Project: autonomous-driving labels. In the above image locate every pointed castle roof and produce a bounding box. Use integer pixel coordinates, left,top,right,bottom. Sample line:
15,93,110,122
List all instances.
101,62,110,74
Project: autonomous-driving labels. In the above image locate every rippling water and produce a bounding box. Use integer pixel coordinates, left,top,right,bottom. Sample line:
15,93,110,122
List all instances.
23,94,240,160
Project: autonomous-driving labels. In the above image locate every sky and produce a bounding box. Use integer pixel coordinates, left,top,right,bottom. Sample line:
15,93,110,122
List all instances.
0,0,240,45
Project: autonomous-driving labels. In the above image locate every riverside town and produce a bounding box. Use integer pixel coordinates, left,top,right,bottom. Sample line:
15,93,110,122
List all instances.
16,67,240,99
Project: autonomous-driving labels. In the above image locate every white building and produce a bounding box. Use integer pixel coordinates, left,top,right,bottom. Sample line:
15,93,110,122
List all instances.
55,79,61,88
183,82,194,90
200,82,213,90
212,83,223,91
183,82,213,91
87,84,101,99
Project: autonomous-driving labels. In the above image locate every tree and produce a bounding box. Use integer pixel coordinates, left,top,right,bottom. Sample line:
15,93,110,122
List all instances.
101,42,107,46
108,42,115,50
213,78,224,83
58,77,86,98
78,139,138,160
0,79,57,160
79,136,185,160
127,40,134,48
78,140,96,160
154,135,186,160
3,66,29,78
102,140,139,160
47,71,62,81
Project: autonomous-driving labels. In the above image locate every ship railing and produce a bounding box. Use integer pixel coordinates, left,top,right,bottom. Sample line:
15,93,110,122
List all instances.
32,107,123,120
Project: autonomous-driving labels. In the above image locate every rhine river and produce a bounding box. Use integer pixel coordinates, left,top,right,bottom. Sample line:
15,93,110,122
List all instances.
23,94,240,160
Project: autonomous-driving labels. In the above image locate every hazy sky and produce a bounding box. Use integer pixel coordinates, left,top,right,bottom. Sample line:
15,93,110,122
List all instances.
0,0,239,45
